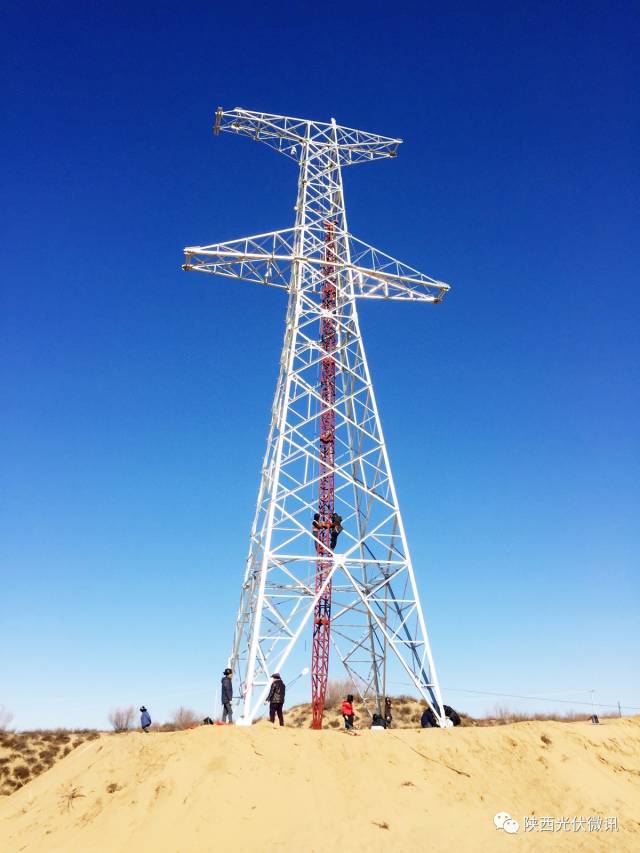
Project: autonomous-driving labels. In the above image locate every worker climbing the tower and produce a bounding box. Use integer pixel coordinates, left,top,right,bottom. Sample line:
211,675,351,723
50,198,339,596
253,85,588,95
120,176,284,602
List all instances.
330,512,343,551
312,513,331,555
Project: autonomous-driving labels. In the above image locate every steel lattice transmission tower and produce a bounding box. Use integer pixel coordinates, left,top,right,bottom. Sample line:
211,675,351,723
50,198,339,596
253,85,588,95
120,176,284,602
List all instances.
183,107,452,728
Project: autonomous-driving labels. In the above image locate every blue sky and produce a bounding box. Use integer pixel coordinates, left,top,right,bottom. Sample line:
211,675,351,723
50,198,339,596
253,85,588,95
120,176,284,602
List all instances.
1,1,638,729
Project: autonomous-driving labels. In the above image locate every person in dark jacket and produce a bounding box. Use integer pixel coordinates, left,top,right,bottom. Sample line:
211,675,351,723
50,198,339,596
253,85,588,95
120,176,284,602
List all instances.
267,672,286,726
312,513,331,555
330,513,343,550
384,697,393,729
140,706,151,732
371,712,387,730
221,668,234,724
420,707,436,728
420,704,461,728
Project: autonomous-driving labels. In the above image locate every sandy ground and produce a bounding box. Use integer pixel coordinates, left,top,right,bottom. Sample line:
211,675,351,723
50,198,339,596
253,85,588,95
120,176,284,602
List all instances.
0,717,638,852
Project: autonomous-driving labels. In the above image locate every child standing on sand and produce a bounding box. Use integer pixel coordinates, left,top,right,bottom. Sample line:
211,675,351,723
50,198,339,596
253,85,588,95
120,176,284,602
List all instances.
341,694,355,730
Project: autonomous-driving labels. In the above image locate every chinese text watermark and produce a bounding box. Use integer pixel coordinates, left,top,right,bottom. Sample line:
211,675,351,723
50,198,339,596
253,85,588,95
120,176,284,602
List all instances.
494,812,619,834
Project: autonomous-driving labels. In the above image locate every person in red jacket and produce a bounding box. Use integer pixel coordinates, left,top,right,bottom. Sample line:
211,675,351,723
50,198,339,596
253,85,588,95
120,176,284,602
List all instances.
341,694,355,730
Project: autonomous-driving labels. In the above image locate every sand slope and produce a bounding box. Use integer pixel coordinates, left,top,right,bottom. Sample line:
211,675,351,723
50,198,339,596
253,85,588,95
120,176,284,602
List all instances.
1,718,639,852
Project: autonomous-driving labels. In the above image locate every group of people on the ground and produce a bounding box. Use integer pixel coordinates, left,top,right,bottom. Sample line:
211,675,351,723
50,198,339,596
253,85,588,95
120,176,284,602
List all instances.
343,696,391,730
421,703,461,728
219,669,286,726
139,670,458,732
221,669,287,726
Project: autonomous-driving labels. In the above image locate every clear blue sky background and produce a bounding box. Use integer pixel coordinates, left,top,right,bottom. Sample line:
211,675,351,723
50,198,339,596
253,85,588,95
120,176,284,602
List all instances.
2,1,638,730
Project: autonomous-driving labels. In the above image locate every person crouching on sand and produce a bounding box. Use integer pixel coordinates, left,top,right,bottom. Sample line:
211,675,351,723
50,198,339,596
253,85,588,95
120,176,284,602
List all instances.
341,694,355,730
267,673,286,726
140,706,151,732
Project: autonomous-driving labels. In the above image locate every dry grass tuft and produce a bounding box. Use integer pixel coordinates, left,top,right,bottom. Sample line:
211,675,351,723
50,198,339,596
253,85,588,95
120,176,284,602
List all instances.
13,765,30,781
39,748,58,765
58,784,85,812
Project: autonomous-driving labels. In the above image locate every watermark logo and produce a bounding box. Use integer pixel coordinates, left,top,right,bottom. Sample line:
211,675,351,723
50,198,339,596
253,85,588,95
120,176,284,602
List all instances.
494,813,619,834
494,812,520,834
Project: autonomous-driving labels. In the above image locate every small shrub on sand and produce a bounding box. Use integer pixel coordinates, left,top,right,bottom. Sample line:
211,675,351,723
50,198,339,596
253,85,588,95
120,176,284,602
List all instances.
39,748,57,765
170,707,200,730
486,705,592,726
0,734,21,751
324,679,356,710
0,706,14,732
53,732,71,745
58,784,85,812
108,707,135,733
13,765,30,781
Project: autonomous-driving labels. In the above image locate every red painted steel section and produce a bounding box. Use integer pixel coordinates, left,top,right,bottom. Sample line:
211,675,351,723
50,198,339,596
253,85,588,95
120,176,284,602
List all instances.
311,220,337,729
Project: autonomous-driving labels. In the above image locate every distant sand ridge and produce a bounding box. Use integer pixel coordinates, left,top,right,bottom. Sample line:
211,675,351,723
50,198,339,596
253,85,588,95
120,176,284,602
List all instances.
1,717,639,852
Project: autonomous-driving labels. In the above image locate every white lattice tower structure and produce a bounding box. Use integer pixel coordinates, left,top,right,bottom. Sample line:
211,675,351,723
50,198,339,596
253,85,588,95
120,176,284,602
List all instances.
183,108,452,727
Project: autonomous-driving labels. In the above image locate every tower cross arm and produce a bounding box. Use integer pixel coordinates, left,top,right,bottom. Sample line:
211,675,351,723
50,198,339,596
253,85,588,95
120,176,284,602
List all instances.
348,234,451,303
183,227,451,302
182,228,297,290
214,107,403,165
214,108,310,161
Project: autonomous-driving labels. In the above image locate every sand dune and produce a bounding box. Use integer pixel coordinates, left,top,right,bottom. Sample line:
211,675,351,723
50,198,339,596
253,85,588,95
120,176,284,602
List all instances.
1,717,639,852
